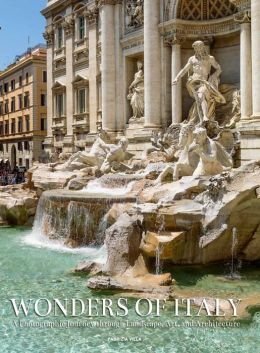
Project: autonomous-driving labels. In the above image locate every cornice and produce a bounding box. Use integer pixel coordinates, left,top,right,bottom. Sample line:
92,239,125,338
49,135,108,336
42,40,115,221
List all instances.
41,0,68,17
96,0,122,7
159,15,240,39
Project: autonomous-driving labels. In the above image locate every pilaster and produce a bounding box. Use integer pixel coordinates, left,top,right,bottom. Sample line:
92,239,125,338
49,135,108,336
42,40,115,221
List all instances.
143,0,161,128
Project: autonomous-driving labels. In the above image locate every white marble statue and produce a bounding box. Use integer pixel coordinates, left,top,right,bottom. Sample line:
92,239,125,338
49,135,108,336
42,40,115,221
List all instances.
172,40,226,124
127,60,144,122
100,138,130,174
189,127,233,177
58,130,111,171
155,123,199,184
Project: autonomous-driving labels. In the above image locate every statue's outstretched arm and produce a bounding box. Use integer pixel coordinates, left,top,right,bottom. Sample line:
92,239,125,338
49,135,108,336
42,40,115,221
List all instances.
172,61,191,85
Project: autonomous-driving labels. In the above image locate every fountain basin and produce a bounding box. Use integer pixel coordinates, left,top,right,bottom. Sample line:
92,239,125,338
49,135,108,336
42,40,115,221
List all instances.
34,190,136,248
44,189,137,203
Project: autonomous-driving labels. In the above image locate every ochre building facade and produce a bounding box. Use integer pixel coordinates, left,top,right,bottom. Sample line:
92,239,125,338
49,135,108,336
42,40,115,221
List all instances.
0,46,47,169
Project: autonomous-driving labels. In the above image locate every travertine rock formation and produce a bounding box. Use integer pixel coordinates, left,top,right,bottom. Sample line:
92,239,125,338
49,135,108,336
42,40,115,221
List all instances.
0,185,38,226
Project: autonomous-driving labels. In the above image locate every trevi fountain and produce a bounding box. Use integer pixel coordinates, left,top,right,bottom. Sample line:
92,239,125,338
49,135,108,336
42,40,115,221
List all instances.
0,36,260,353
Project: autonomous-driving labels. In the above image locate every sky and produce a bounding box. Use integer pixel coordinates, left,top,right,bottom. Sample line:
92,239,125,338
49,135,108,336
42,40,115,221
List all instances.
0,0,46,70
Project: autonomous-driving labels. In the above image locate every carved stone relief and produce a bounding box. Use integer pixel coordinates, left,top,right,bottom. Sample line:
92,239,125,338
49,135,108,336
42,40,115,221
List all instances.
125,0,143,31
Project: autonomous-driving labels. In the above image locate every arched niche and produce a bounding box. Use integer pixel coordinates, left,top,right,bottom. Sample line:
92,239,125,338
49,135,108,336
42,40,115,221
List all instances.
162,0,241,120
165,0,237,21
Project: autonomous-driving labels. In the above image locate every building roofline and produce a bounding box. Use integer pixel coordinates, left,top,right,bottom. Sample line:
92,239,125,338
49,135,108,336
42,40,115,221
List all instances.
0,48,46,79
41,0,71,17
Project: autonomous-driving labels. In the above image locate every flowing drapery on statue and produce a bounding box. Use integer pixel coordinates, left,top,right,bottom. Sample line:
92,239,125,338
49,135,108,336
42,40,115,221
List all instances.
127,61,144,122
172,41,226,124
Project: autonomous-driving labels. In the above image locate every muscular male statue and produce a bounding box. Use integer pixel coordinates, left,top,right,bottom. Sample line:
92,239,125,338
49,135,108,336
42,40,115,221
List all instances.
172,40,226,124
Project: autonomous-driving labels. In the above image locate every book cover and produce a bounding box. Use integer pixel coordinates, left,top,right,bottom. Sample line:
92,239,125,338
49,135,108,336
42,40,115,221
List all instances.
0,1,259,352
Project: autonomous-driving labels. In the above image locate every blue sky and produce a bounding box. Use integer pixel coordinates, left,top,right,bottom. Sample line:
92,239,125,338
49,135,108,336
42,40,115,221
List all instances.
0,0,46,70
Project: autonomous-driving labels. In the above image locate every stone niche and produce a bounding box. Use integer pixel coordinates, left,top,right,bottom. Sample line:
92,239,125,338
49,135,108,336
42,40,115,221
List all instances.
124,54,144,124
180,34,240,120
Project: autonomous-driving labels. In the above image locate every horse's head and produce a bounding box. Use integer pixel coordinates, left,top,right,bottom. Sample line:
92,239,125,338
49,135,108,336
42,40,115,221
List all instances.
178,123,194,149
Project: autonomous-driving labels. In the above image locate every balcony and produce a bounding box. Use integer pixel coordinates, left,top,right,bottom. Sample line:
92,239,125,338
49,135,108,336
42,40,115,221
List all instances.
72,113,89,131
52,116,66,133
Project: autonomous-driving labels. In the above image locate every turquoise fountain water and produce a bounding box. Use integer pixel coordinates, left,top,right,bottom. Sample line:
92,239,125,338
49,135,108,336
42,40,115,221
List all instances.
0,227,259,353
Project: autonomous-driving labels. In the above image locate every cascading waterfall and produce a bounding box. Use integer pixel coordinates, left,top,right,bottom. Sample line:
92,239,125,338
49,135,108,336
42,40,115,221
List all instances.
155,214,165,275
155,246,162,275
24,181,136,261
25,191,110,255
225,227,241,280
231,227,237,278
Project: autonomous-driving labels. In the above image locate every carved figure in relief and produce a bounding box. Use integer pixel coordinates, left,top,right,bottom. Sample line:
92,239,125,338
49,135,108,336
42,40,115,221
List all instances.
173,41,226,124
127,0,144,28
127,60,144,122
131,0,144,27
225,89,241,128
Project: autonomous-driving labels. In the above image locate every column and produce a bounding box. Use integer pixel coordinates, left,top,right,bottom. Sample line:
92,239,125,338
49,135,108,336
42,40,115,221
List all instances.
235,12,252,119
88,12,98,133
114,1,124,132
101,1,116,131
43,27,54,152
171,39,182,124
46,45,53,138
161,42,172,128
251,0,260,118
144,0,161,128
65,20,74,140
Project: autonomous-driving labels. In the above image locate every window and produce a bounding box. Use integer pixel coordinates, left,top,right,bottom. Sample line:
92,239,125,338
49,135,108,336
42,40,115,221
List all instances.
25,116,30,131
19,75,23,87
57,26,63,49
4,100,9,114
78,16,85,40
0,86,3,95
0,102,3,115
11,97,15,112
19,158,23,166
18,94,23,109
0,122,3,135
4,83,9,93
24,141,29,151
24,93,30,108
25,73,29,84
41,94,46,106
0,143,3,151
77,88,86,114
18,117,23,133
11,119,16,134
18,142,23,151
43,71,47,83
11,79,15,91
55,93,64,117
41,117,47,131
5,121,9,135
25,158,30,169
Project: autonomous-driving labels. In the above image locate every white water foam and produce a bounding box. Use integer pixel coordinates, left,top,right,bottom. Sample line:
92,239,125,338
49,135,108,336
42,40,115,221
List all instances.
83,178,135,196
22,229,107,264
